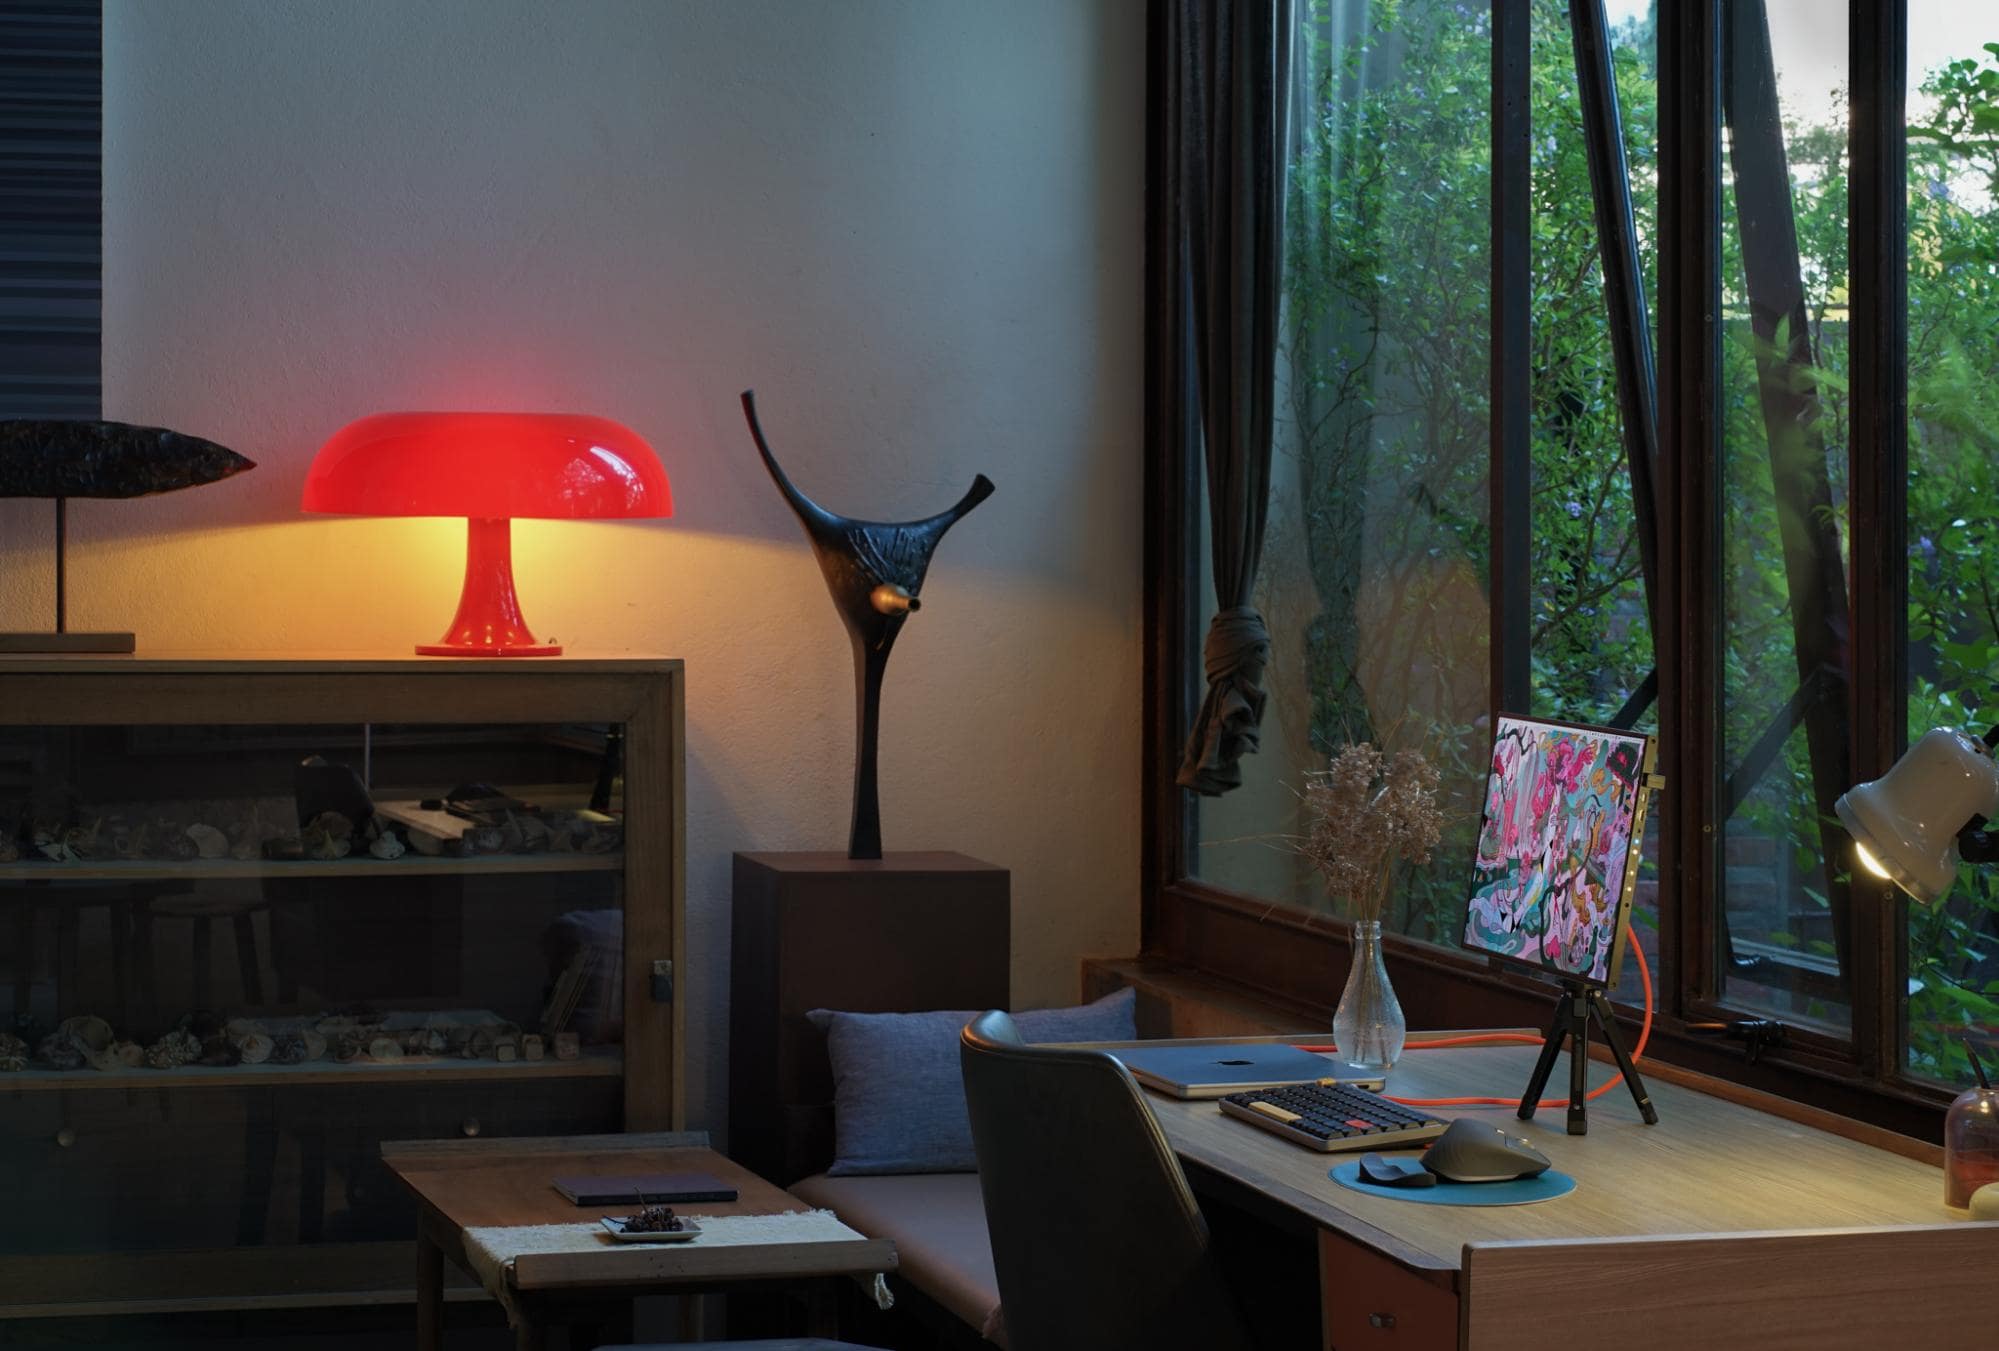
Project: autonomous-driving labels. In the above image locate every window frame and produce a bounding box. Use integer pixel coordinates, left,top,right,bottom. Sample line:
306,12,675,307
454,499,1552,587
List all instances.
1141,0,1940,1137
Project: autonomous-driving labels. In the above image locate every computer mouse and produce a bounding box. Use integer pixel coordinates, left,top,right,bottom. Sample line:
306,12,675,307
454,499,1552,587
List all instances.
1420,1117,1552,1183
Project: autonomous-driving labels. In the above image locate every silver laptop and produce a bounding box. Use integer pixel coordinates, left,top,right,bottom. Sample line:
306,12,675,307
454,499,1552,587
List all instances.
1112,1042,1384,1099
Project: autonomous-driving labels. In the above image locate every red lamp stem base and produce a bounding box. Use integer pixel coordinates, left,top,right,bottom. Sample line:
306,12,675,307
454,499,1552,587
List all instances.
416,517,562,657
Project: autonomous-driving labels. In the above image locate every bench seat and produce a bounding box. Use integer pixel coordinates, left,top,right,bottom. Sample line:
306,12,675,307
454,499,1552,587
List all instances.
789,1171,1005,1347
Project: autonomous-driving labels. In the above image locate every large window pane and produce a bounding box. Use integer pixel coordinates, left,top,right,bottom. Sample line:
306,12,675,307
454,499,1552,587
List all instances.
1904,12,1999,1082
1533,2,1659,1006
1715,0,1852,1032
1192,0,1491,943
1531,5,1655,727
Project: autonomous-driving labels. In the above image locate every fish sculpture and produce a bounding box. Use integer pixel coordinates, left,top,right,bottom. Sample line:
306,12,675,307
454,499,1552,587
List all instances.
741,390,993,860
0,419,254,650
0,419,254,497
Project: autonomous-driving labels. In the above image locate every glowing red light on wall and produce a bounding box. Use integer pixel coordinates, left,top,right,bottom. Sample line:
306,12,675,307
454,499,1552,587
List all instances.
303,412,670,656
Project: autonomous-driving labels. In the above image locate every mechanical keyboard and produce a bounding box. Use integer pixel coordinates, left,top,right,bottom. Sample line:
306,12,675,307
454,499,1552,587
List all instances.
1217,1080,1449,1153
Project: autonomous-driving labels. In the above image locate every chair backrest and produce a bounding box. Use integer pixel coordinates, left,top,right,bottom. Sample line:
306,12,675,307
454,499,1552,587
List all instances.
959,1010,1253,1351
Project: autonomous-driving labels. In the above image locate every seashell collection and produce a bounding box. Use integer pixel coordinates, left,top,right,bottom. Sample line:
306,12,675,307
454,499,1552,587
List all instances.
33,822,76,862
539,810,623,855
9,1006,549,1072
40,1015,113,1070
4,790,619,868
0,763,601,1077
183,822,229,859
401,1027,448,1057
143,1030,201,1069
37,1034,86,1070
301,811,354,860
92,1040,146,1072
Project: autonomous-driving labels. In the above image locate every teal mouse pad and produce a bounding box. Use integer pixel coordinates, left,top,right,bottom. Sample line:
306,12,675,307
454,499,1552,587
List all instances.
1330,1161,1576,1205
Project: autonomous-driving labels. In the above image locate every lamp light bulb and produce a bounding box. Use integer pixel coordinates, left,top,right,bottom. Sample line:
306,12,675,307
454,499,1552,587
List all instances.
1855,841,1892,880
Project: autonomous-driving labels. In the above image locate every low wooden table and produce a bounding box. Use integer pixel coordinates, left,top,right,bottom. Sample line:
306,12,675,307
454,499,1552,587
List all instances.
383,1131,897,1351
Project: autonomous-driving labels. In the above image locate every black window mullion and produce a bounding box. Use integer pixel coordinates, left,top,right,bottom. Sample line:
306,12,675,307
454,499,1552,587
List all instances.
1657,0,1724,1019
1567,0,1662,646
1847,0,1909,1081
1490,0,1531,718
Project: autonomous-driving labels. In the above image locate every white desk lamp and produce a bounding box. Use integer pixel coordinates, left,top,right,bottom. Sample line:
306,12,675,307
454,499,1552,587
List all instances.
1834,726,1999,904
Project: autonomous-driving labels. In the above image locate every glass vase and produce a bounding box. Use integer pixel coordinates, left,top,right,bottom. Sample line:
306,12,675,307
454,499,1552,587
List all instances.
1333,919,1406,1076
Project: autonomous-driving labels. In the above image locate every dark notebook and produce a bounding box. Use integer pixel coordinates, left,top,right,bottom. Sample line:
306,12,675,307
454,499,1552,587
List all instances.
552,1171,739,1206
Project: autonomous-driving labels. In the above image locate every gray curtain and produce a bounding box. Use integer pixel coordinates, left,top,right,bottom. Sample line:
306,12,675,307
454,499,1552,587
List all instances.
0,0,100,420
1174,0,1293,795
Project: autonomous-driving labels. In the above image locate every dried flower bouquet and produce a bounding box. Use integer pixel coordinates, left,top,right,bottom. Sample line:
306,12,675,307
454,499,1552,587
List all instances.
1297,741,1445,923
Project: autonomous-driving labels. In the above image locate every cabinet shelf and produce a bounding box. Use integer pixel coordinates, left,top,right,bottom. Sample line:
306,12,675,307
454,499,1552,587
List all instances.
0,1046,622,1092
0,853,624,884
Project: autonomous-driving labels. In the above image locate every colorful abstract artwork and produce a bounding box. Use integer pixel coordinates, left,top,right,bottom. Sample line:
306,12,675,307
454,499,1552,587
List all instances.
1463,716,1653,986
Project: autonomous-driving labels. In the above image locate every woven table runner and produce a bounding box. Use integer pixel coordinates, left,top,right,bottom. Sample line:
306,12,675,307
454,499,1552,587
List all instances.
463,1209,893,1325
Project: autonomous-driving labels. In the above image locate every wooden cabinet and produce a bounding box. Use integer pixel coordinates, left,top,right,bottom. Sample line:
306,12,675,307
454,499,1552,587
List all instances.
1319,1231,1458,1351
0,655,684,1320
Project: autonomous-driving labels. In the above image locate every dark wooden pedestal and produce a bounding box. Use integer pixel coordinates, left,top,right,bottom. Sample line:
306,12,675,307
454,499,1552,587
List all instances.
728,851,1010,1184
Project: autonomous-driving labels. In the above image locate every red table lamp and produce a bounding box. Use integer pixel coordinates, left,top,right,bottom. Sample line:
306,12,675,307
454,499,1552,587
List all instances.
303,412,670,656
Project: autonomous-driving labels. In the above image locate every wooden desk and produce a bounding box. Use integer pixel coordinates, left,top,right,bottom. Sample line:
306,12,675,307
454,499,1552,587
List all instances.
1136,1037,1999,1350
383,1131,897,1351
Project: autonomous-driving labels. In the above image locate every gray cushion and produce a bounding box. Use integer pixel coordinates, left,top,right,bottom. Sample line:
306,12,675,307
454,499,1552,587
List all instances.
806,987,1135,1175
790,1171,1004,1346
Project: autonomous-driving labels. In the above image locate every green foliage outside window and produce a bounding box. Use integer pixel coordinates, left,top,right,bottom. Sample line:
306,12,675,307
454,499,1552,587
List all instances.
1281,0,1999,1079
1904,44,1999,1079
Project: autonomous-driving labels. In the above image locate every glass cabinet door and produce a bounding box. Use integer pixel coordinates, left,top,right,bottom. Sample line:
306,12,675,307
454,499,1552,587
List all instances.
0,720,627,1254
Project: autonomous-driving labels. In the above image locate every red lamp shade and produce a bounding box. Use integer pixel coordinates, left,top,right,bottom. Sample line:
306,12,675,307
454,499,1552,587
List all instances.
303,412,670,657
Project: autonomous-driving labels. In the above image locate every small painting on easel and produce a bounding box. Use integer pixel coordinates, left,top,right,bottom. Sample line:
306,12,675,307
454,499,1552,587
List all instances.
1463,715,1658,988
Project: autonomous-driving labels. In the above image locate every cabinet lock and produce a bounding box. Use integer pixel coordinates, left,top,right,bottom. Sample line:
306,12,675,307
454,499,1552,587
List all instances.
650,959,674,1003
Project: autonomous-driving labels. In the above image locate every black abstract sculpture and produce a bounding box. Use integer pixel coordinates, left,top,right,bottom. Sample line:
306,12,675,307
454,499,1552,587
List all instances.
742,390,993,860
0,419,256,651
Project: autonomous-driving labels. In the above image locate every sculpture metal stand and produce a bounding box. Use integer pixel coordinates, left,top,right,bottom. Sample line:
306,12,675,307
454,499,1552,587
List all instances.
0,419,255,652
741,390,993,860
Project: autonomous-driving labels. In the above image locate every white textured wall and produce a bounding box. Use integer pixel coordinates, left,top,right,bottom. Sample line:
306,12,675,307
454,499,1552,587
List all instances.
26,0,1144,1131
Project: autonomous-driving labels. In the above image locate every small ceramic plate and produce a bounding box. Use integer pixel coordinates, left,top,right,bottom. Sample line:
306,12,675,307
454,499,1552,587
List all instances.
600,1217,702,1243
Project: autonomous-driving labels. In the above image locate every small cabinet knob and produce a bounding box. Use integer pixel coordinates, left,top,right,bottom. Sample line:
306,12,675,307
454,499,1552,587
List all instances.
1368,1312,1396,1329
55,1126,76,1148
460,1117,481,1138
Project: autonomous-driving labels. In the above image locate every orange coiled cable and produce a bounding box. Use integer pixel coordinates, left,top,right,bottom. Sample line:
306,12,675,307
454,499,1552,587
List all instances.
1291,925,1655,1110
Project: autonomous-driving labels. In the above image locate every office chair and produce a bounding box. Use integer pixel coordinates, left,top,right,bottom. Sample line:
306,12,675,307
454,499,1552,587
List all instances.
959,1009,1255,1351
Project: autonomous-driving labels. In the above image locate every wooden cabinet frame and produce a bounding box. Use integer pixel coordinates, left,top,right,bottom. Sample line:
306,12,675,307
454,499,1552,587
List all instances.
0,654,685,1319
